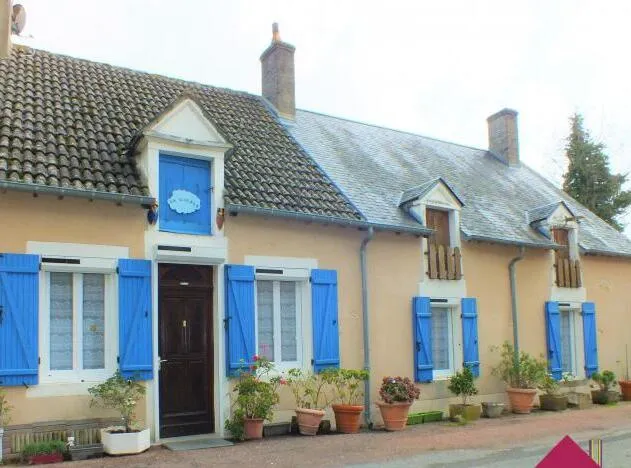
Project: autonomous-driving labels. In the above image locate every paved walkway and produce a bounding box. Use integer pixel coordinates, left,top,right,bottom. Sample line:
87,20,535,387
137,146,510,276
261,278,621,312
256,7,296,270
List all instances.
51,403,631,467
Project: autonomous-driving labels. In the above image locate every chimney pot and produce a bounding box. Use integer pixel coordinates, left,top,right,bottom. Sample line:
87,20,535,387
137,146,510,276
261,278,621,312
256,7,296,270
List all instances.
487,108,519,166
260,23,296,120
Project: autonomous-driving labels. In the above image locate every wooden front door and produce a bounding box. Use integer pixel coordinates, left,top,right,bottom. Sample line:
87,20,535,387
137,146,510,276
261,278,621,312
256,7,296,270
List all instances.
159,264,213,438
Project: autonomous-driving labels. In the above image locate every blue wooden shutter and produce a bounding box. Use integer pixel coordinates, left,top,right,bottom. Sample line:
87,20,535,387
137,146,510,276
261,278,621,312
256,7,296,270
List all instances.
311,269,340,372
461,298,480,377
225,265,255,376
0,253,39,386
118,259,153,380
413,296,433,382
545,301,562,380
582,302,598,378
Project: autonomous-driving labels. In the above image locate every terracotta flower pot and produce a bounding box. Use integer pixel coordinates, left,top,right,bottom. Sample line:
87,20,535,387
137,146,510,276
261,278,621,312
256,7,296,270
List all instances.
295,408,325,436
243,418,264,440
506,387,537,414
332,404,364,434
376,401,412,431
619,380,631,401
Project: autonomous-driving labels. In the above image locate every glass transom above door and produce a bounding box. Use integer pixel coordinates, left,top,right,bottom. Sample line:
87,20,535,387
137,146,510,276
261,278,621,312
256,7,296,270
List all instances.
159,154,212,235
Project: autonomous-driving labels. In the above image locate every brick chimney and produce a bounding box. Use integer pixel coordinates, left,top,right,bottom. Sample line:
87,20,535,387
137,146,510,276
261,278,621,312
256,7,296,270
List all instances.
0,0,12,59
487,108,519,166
260,23,295,120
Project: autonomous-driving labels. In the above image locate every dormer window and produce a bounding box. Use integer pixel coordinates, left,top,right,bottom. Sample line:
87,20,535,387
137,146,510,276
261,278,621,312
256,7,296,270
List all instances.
528,201,581,289
400,178,464,281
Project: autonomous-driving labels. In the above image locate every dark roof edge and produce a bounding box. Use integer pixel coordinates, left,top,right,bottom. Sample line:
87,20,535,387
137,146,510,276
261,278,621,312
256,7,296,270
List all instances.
580,247,631,259
462,232,559,250
225,203,432,236
0,180,155,206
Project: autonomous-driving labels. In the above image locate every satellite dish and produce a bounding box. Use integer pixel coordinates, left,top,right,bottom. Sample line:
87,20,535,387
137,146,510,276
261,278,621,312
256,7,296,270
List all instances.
11,4,26,35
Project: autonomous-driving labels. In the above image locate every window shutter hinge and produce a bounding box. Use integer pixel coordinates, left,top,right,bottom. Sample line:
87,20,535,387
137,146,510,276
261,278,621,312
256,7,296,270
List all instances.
116,267,119,274
38,356,40,365
117,356,120,363
311,358,314,365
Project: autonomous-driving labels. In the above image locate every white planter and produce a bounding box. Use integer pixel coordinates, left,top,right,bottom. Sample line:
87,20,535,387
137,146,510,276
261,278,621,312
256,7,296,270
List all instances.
100,427,150,455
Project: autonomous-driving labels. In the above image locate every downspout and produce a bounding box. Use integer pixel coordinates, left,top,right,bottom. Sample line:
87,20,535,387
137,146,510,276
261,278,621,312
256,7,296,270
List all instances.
509,246,526,368
360,227,374,428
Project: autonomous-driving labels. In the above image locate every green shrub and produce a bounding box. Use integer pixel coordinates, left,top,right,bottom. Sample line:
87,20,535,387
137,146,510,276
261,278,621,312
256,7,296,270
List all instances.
322,368,369,406
379,376,420,404
88,370,145,433
448,367,478,405
0,387,11,426
22,440,67,457
592,370,616,392
490,342,547,389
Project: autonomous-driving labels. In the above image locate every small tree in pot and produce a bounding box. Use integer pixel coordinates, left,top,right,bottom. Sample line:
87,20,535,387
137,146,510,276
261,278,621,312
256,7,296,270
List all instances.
376,376,420,431
88,371,148,455
538,373,568,411
225,355,283,440
490,342,547,414
323,368,369,434
286,368,331,436
591,370,618,404
447,366,480,421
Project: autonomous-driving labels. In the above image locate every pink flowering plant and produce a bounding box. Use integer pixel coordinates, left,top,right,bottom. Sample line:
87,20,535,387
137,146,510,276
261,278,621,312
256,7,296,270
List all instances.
225,355,284,440
379,376,420,404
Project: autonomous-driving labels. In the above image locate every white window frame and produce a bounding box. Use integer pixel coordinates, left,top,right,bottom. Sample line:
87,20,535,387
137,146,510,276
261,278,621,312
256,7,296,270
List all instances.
559,305,579,377
431,303,457,380
39,271,117,384
254,279,304,372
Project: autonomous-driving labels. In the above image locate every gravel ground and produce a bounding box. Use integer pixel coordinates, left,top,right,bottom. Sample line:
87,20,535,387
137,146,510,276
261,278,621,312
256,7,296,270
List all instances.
44,403,631,467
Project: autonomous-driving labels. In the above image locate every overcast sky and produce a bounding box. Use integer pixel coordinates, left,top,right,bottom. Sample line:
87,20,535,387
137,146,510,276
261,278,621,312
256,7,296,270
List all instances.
15,0,631,229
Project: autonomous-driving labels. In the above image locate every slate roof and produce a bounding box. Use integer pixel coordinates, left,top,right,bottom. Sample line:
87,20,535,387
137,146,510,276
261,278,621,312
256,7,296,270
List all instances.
527,201,575,224
0,47,361,220
289,109,631,256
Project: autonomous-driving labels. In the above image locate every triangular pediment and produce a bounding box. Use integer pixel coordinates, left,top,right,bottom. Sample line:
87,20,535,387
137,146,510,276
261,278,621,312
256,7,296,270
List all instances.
400,177,463,210
145,96,228,145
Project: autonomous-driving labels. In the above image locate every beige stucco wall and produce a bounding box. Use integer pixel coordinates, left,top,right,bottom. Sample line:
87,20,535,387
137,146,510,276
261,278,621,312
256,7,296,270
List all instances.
0,191,145,257
1,191,147,426
582,255,631,378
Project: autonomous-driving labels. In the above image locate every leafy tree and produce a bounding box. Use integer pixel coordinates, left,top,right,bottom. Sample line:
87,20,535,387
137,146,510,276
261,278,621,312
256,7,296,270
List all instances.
562,113,631,231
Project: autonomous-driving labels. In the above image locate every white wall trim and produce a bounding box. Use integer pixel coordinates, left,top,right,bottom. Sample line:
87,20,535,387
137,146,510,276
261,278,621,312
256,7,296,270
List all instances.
27,241,129,260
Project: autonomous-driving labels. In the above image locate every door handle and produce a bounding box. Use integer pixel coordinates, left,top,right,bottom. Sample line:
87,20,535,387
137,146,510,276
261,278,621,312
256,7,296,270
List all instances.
158,358,168,370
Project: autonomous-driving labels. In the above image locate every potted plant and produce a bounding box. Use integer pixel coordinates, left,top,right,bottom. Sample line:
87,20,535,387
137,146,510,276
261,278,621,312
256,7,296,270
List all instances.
225,355,282,440
0,387,11,464
490,342,547,414
88,370,149,455
481,402,504,418
376,376,420,431
538,373,568,411
286,368,331,436
323,368,369,434
21,440,67,464
591,370,619,404
447,367,481,421
618,345,631,401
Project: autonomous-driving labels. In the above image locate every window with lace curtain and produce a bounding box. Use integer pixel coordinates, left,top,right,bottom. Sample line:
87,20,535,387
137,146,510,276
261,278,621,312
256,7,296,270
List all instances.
44,272,109,380
255,280,302,369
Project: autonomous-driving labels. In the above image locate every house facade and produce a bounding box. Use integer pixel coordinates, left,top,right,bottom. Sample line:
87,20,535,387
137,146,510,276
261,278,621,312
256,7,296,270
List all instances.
1,9,631,454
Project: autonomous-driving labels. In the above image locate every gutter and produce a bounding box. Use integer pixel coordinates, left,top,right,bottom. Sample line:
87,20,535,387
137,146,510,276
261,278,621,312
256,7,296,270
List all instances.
0,180,155,206
360,227,374,428
462,232,558,250
580,247,631,259
225,203,432,236
509,247,526,368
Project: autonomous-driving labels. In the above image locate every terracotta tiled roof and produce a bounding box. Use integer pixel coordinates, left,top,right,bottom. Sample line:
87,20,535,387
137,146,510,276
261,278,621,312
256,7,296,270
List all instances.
0,47,362,220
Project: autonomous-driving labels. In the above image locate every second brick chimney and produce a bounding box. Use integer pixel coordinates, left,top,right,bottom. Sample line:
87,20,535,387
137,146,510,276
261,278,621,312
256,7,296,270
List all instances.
260,23,296,120
487,108,520,166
